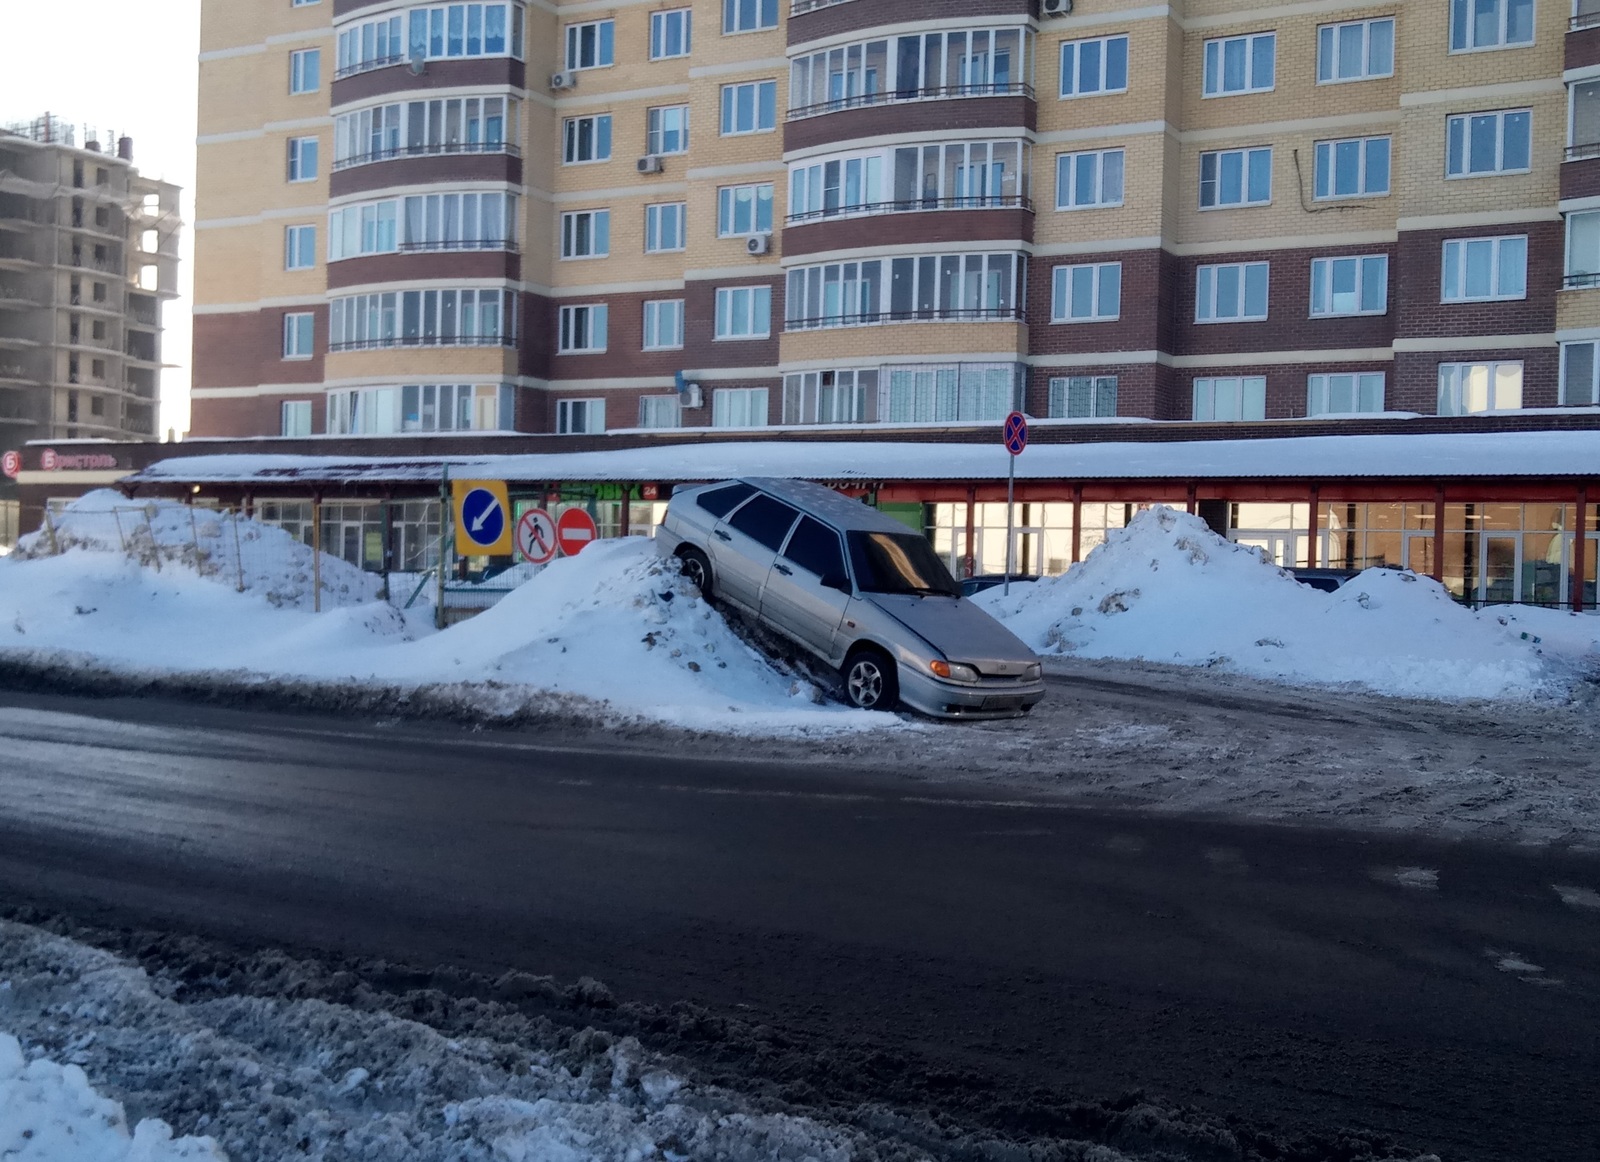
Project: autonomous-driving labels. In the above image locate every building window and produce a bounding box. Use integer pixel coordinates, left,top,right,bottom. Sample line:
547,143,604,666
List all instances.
721,81,777,135
1447,109,1532,176
1449,0,1534,51
646,106,690,155
1441,235,1527,301
638,396,682,429
881,364,1022,423
339,5,523,78
1199,147,1272,208
1051,263,1122,322
1048,376,1117,418
1307,373,1385,415
329,289,514,350
712,387,769,427
790,29,1031,116
1572,79,1600,153
329,383,513,434
287,136,319,182
1202,32,1274,97
715,286,772,339
290,48,321,93
1194,377,1267,421
565,20,613,69
560,210,610,259
332,94,513,163
645,203,686,253
1059,35,1128,98
718,183,773,235
329,192,517,260
1196,262,1269,322
284,225,316,270
563,115,612,164
1560,341,1600,404
1313,136,1390,199
1438,361,1523,413
650,9,691,59
723,0,777,35
1566,210,1600,288
1056,149,1124,210
643,299,685,350
282,312,315,358
1317,17,1394,82
782,369,876,425
557,398,605,434
558,304,608,353
786,254,1023,329
1310,255,1388,316
788,141,1028,220
281,400,313,437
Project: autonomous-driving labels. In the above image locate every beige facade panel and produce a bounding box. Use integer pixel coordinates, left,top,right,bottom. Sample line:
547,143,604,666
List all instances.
324,346,520,381
1037,16,1175,136
1034,131,1170,243
1393,92,1563,217
198,40,334,137
200,0,328,55
779,322,1028,364
197,133,330,221
1557,288,1600,332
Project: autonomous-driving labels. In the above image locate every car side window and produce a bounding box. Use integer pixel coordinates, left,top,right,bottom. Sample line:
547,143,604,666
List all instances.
726,494,800,551
781,516,846,580
696,482,756,519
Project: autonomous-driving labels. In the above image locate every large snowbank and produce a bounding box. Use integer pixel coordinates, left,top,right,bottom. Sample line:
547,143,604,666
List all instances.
978,506,1595,701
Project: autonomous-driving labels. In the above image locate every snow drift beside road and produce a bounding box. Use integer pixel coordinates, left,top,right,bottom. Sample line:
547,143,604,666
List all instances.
978,506,1591,701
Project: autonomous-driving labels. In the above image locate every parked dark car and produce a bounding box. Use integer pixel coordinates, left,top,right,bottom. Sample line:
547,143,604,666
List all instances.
959,574,1042,598
1287,567,1364,593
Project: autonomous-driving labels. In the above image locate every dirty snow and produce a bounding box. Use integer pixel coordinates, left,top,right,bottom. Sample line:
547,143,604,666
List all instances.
977,506,1598,701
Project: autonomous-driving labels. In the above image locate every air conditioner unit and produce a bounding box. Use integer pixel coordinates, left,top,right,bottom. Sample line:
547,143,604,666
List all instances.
745,233,772,256
637,154,664,174
549,70,578,91
1041,0,1073,15
683,383,703,409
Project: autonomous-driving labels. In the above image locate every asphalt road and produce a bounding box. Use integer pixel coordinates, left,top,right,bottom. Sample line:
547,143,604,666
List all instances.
0,689,1596,1161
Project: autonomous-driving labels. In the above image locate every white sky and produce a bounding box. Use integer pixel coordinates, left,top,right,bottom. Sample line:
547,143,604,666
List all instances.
3,2,202,438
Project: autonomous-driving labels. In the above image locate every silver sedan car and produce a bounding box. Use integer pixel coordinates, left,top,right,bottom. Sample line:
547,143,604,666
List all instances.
656,478,1045,719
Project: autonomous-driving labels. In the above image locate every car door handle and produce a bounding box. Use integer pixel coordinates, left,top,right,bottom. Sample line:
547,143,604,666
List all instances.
773,562,792,576
713,529,732,542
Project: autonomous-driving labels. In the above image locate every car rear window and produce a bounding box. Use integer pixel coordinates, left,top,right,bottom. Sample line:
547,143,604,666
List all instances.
781,516,846,580
727,494,800,552
695,482,756,519
847,531,961,597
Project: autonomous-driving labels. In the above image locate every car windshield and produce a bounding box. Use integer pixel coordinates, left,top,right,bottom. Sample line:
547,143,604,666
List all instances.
846,531,961,597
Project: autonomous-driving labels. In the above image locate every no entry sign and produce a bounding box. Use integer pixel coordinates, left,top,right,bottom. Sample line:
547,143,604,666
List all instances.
556,507,598,556
515,508,557,565
1003,411,1028,456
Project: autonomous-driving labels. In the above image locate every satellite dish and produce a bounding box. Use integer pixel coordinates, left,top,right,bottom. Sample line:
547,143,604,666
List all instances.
408,45,427,76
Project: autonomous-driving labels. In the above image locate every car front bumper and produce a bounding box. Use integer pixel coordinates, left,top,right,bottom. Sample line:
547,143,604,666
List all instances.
897,668,1046,720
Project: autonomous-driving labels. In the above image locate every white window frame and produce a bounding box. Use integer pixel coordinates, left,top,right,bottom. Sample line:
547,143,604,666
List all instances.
712,387,769,427
646,105,690,156
1446,109,1533,177
1560,340,1600,404
1309,255,1389,317
562,115,612,165
1441,235,1528,302
1316,17,1395,84
290,48,321,93
284,224,316,270
643,299,685,350
558,304,608,353
723,0,777,35
282,312,315,359
292,0,322,7
564,19,614,70
280,400,313,438
1196,261,1270,323
557,398,606,434
717,183,774,236
560,209,610,260
650,9,692,60
638,395,682,429
1056,149,1124,210
1449,0,1535,52
1051,262,1122,322
1199,147,1272,209
1047,376,1118,419
1307,372,1385,416
1313,135,1391,200
1059,35,1129,99
645,203,687,253
1202,32,1275,97
1438,361,1524,414
720,80,777,135
1566,209,1600,287
1193,376,1267,421
287,136,319,183
714,286,772,340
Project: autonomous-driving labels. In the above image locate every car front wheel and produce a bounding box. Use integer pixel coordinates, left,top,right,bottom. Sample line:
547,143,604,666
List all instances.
843,648,898,712
676,547,713,598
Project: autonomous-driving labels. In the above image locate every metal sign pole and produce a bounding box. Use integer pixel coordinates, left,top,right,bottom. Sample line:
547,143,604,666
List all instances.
435,463,450,630
1004,451,1015,597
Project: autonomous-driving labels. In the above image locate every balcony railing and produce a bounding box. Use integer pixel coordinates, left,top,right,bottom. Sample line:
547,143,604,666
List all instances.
1573,1,1600,31
785,305,1024,331
1564,271,1600,289
787,194,1031,225
396,238,518,253
334,53,405,82
328,333,515,353
332,139,521,172
790,0,854,13
1568,141,1600,161
788,82,1034,122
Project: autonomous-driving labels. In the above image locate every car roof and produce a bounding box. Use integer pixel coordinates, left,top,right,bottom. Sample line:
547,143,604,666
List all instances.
737,477,916,536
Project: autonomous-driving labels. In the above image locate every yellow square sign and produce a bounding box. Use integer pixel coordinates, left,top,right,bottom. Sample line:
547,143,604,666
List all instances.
452,480,514,556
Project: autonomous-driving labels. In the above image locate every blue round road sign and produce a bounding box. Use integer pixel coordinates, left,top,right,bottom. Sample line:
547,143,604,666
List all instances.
1003,411,1028,456
460,487,506,548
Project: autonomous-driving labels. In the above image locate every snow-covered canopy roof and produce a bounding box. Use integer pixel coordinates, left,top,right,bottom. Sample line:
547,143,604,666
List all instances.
121,430,1600,488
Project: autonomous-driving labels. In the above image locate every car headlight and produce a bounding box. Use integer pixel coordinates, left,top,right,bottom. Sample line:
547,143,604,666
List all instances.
1024,663,1041,681
930,660,980,682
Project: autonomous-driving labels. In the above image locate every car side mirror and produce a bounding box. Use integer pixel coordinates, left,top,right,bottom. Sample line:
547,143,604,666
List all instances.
820,572,851,593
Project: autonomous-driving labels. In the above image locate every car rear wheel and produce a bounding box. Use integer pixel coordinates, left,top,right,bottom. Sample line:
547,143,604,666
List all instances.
676,547,713,598
843,648,898,712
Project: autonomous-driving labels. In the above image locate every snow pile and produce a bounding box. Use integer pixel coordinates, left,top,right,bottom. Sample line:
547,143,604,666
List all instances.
0,1032,224,1161
15,491,379,611
978,506,1574,700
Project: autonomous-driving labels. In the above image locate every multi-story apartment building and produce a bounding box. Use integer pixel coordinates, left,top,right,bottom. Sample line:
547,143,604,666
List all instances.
191,0,1600,439
0,115,181,454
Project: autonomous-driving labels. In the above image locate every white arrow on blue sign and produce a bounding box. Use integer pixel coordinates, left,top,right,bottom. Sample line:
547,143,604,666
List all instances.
460,487,507,549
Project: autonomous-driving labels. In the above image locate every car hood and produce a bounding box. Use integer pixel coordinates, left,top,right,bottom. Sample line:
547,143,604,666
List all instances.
865,593,1038,676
